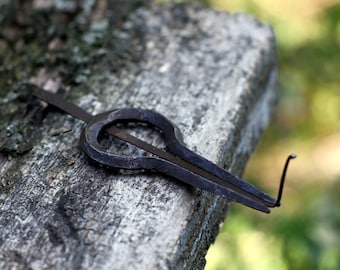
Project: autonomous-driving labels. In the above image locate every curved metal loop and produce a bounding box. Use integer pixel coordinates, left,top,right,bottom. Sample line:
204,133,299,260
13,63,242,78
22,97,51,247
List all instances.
80,108,185,170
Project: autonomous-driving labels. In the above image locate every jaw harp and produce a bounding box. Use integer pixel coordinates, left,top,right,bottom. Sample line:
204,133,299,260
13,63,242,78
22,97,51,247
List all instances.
32,87,296,213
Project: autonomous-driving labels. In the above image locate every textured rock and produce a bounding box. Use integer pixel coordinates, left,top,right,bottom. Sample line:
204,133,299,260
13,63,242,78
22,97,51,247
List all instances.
0,2,277,270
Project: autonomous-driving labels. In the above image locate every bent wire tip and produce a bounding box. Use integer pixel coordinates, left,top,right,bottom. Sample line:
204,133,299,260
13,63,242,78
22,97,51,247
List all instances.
272,153,297,208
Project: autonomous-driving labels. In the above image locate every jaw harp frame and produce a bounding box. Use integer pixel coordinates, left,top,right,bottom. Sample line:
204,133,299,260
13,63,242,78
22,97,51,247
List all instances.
32,86,296,213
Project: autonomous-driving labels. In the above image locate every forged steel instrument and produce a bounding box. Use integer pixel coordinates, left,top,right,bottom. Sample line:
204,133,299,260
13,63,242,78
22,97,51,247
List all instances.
32,87,296,213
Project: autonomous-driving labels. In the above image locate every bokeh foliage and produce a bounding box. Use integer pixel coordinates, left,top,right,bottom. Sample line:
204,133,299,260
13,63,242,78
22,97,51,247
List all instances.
204,1,340,270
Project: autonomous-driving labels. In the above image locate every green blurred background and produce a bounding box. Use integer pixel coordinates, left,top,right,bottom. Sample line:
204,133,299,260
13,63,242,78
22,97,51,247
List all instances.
201,1,340,270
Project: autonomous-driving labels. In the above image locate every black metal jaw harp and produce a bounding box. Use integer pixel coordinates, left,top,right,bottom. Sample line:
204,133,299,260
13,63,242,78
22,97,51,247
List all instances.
32,87,296,214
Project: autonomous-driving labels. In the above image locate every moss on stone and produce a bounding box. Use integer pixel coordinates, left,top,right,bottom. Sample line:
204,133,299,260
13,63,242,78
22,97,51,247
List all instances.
0,1,146,156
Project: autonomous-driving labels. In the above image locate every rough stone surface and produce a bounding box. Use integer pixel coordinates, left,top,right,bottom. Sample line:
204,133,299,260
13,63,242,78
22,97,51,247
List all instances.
0,2,278,270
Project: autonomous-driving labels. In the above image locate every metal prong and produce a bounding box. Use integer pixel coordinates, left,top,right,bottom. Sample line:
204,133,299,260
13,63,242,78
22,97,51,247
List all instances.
272,153,297,207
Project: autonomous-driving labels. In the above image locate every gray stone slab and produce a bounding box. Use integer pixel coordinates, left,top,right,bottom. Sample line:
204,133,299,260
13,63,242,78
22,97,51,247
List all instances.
0,2,277,270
